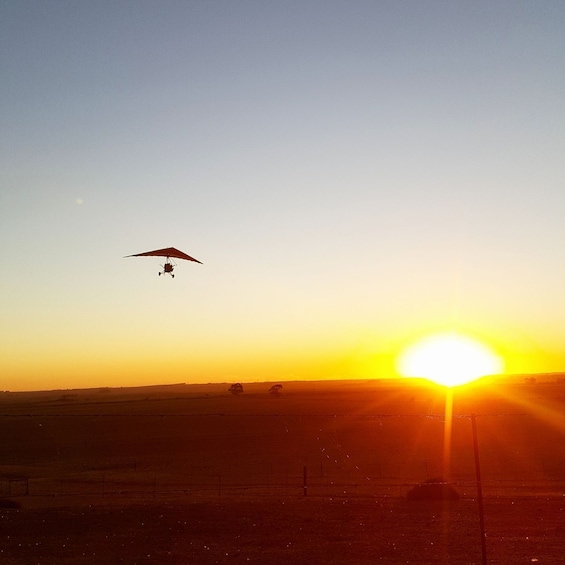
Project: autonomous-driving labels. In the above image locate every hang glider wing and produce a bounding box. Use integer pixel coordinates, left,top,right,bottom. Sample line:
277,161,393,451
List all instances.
125,247,202,264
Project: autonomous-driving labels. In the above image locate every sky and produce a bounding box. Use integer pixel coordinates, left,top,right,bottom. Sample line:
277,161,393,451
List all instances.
1,1,564,391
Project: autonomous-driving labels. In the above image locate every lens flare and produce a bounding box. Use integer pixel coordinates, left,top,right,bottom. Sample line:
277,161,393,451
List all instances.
397,332,503,387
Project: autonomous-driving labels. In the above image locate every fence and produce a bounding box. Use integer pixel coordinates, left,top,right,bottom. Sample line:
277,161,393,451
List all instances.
2,467,565,500
2,410,564,503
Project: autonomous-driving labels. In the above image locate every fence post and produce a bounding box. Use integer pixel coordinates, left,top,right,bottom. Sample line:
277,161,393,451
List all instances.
471,413,487,565
303,466,307,496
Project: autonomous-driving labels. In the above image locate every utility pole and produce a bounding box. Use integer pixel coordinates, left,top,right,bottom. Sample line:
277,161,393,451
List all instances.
471,414,487,565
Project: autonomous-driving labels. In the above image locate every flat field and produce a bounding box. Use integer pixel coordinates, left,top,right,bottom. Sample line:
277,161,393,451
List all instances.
1,379,564,564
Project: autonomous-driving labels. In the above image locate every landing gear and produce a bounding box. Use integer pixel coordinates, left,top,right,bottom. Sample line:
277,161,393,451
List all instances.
158,259,176,277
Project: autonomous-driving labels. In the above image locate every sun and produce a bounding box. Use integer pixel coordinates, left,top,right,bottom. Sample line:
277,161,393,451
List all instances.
396,332,503,387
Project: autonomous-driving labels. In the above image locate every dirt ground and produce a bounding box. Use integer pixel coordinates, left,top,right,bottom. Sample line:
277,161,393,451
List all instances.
1,496,564,564
1,379,564,563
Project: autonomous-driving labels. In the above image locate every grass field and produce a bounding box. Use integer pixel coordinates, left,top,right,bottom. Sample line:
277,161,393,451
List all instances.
1,378,564,563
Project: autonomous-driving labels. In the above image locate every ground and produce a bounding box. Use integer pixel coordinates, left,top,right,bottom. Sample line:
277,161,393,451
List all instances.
2,496,564,564
1,379,564,563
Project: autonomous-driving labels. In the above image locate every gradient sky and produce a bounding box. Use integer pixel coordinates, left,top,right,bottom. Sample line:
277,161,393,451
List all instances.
2,1,564,391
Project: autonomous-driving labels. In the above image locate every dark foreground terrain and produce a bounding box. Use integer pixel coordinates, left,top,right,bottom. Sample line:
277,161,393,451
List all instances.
2,496,564,564
1,379,564,563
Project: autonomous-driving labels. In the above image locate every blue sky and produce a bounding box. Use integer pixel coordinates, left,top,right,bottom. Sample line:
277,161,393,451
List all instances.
1,1,564,390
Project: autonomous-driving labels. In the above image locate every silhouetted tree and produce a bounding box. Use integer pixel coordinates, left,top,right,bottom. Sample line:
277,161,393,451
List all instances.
269,384,283,396
229,383,243,395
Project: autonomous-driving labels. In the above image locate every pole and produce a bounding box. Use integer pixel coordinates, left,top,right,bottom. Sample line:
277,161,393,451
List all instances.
471,413,487,565
303,466,307,496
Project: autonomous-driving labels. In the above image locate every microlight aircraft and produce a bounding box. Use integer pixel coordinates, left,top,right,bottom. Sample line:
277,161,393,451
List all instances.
125,247,202,278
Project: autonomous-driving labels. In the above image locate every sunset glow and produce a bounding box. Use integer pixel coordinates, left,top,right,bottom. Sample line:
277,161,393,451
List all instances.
1,3,564,391
396,333,503,387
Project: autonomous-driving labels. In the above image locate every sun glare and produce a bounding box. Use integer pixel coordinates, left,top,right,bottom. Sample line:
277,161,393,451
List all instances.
397,332,503,387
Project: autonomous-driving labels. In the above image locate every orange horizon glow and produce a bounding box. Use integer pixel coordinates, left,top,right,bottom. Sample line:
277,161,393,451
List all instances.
3,324,565,392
